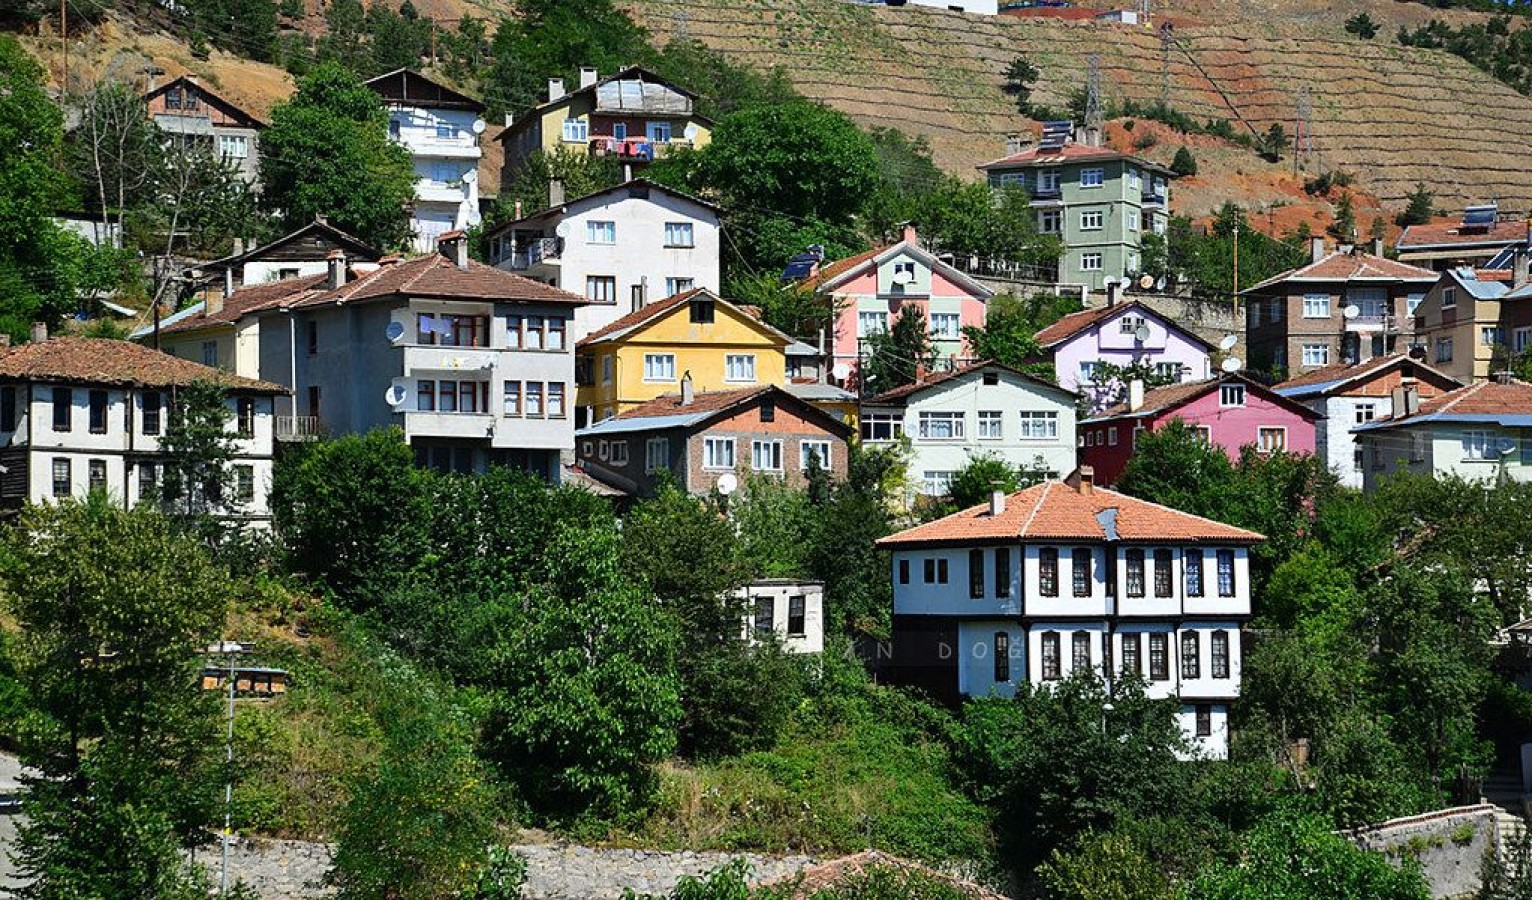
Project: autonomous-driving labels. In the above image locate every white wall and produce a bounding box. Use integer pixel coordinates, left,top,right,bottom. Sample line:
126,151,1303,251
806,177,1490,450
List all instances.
957,621,1026,697
903,0,998,14
1314,395,1394,490
388,106,484,253
738,581,824,654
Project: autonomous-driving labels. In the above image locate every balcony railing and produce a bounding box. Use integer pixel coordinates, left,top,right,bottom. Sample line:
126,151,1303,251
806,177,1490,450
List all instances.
508,237,560,271
275,416,323,442
1141,189,1167,206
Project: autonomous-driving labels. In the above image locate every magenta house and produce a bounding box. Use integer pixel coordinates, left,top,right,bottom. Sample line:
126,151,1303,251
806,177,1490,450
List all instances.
1076,374,1323,485
789,226,993,388
1036,299,1215,411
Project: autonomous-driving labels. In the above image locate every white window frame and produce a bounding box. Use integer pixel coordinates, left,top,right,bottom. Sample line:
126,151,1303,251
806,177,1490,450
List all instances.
725,354,757,383
977,410,1003,440
1080,168,1105,188
1038,209,1062,234
1441,286,1457,309
664,221,694,248
586,220,616,245
922,470,954,495
643,353,676,382
1079,361,1100,383
1019,411,1059,439
665,277,695,297
929,312,961,340
1038,169,1061,193
1257,426,1286,453
1080,252,1103,272
646,120,672,143
1354,402,1376,425
800,440,832,470
1302,293,1331,319
857,311,886,337
1080,210,1104,230
703,437,736,470
1302,344,1330,367
1515,327,1532,354
751,439,783,472
1463,430,1494,461
1482,326,1504,347
218,134,248,159
561,118,589,142
917,411,965,440
1219,384,1246,407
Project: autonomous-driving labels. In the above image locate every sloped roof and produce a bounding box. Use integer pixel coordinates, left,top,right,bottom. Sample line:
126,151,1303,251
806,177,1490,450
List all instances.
364,68,484,112
288,253,585,308
798,240,994,300
1242,251,1438,294
1396,218,1527,251
196,219,381,276
142,75,265,129
1355,379,1532,433
795,247,880,292
864,360,1075,405
157,274,328,338
1086,374,1322,423
0,338,286,393
1274,353,1461,399
495,66,712,144
876,479,1264,548
484,179,723,239
1033,300,1214,350
977,141,1175,177
578,384,853,438
576,289,792,348
1445,266,1513,301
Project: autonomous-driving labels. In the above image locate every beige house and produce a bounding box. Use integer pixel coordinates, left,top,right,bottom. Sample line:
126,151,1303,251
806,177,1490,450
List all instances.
1410,262,1531,383
142,76,265,184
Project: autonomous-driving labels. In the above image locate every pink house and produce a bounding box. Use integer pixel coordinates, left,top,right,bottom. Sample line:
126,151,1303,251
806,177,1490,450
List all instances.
1035,299,1215,412
1077,374,1323,484
790,226,993,388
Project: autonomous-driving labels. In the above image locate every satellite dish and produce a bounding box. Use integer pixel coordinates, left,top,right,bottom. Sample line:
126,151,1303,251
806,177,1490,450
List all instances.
462,170,478,184
1219,334,1238,351
384,320,405,342
554,221,570,237
716,472,739,496
1500,437,1519,455
471,118,487,134
1155,276,1167,291
1343,305,1361,319
1134,324,1151,343
831,362,851,382
384,384,407,406
1138,274,1155,290
467,210,482,227
892,269,914,285
1220,357,1242,374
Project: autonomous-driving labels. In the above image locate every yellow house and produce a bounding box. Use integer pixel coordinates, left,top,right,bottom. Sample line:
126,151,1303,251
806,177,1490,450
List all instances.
497,66,714,189
576,290,793,422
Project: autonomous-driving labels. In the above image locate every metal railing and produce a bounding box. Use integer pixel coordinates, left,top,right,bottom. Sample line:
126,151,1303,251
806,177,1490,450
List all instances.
508,237,560,270
274,416,323,441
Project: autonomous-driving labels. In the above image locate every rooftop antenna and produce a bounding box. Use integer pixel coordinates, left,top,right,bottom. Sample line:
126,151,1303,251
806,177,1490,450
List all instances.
1085,54,1104,145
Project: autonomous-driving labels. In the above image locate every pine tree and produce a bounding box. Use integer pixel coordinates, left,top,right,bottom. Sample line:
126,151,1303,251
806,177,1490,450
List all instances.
1170,146,1198,176
1328,192,1357,241
1397,183,1435,227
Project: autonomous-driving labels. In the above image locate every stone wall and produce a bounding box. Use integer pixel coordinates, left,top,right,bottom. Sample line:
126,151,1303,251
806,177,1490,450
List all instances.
1344,804,1498,899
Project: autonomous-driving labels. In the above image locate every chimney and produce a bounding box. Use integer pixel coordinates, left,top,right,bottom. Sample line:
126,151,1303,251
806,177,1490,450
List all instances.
29,322,46,344
1402,380,1420,416
1106,279,1124,307
222,266,234,302
549,178,565,208
504,112,514,127
1073,465,1095,495
326,249,346,289
680,371,694,406
1371,237,1384,257
1514,245,1530,289
436,233,468,270
0,334,12,350
901,223,918,246
1005,134,1024,156
1310,237,1326,264
547,78,565,102
513,200,523,220
1128,378,1145,413
315,213,328,226
989,489,1007,517
579,66,598,89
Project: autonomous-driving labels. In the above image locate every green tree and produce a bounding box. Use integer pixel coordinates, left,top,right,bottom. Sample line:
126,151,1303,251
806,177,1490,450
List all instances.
157,379,240,533
948,452,1045,508
1259,123,1288,162
1002,55,1042,117
1170,146,1198,176
1480,826,1532,900
861,305,937,397
961,293,1044,370
259,64,415,249
1037,829,1175,900
1184,813,1428,899
495,146,622,219
5,498,228,898
1345,11,1380,39
1397,183,1435,227
1328,191,1358,241
483,0,654,118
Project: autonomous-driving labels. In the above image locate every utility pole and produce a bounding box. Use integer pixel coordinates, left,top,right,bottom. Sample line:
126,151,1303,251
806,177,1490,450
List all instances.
1232,219,1241,319
1085,53,1103,146
222,645,235,898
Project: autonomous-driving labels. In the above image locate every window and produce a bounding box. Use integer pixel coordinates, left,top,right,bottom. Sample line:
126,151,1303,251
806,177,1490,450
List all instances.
970,549,986,599
501,381,518,416
1441,286,1457,309
1078,361,1100,384
857,311,886,337
1302,293,1331,318
1515,328,1532,354
751,440,783,471
703,437,735,470
995,548,1011,598
1041,632,1061,680
788,595,807,636
689,298,715,323
663,222,694,247
1182,631,1201,679
860,414,904,442
561,118,589,142
918,411,964,440
922,470,954,495
930,313,961,340
165,87,182,109
1196,705,1212,737
202,341,218,367
52,387,71,432
1302,344,1330,367
1482,326,1504,347
1080,210,1104,230
1120,315,1145,335
1148,632,1169,680
1080,253,1103,272
547,382,566,418
1268,300,1284,324
1071,630,1091,673
234,464,254,504
1436,337,1453,363
610,441,629,466
1122,633,1142,675
1072,547,1092,597
1037,547,1062,597
1108,427,1119,446
1039,209,1061,233
1257,427,1286,453
890,261,916,290
0,386,13,432
87,458,106,492
548,318,566,351
754,596,773,635
432,122,456,140
86,389,108,434
1463,430,1496,460
387,117,401,139
218,134,248,159
644,437,670,474
586,276,617,304
1038,169,1061,193
524,382,543,417
646,120,672,142
898,559,910,584
1411,431,1428,462
1220,383,1246,407
1018,411,1059,439
237,397,255,437
51,458,70,497
1355,402,1376,425
644,353,676,382
1152,548,1172,597
306,320,319,355
1216,549,1236,597
1125,548,1145,597
922,557,949,584
994,632,1010,683
506,316,526,349
1211,630,1230,679
665,277,695,297
1185,549,1204,597
586,220,616,245
801,440,832,470
725,354,757,383
978,410,1003,439
1080,167,1104,187
138,461,158,500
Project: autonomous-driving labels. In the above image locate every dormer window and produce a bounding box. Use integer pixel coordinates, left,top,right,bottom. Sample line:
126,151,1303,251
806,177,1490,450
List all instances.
1219,384,1245,407
689,298,715,324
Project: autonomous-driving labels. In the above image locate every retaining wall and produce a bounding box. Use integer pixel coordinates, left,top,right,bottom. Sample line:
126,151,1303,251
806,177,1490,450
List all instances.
1344,804,1498,899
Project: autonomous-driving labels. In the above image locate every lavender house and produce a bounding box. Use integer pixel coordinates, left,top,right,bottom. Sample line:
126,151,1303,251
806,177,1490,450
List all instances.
1035,300,1214,411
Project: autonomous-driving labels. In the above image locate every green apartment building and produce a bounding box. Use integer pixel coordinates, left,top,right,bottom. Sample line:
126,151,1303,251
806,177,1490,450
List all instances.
979,139,1176,291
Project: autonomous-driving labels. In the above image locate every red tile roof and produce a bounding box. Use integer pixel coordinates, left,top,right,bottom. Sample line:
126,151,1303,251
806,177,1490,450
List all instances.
1272,353,1459,393
290,253,586,309
0,338,286,392
1243,251,1438,293
1402,379,1532,421
876,479,1264,548
796,246,882,293
616,385,773,420
1087,374,1321,422
978,141,1171,174
160,274,328,336
864,360,1071,404
1396,218,1529,251
1033,305,1114,346
578,288,706,346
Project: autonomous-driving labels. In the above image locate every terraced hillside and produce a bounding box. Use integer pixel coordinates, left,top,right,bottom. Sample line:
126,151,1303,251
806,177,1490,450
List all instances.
626,0,1532,213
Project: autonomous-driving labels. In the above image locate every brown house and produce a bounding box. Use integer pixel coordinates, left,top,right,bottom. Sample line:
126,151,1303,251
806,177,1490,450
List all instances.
574,381,852,497
142,75,265,184
1395,205,1530,272
1242,239,1439,377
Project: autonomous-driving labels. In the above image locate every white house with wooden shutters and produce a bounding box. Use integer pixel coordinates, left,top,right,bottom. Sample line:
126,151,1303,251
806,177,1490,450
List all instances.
875,469,1263,758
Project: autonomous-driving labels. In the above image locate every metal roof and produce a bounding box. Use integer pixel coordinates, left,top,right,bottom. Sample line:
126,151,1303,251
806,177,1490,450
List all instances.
577,413,704,436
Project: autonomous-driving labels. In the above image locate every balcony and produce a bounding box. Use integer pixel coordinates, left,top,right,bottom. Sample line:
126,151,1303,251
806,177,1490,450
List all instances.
1141,189,1167,207
275,416,323,442
416,180,469,205
404,410,496,440
408,137,482,160
507,237,560,271
404,345,496,375
1345,314,1397,333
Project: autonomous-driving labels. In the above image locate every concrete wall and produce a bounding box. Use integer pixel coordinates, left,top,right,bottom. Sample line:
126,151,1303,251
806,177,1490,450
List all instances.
1345,804,1498,899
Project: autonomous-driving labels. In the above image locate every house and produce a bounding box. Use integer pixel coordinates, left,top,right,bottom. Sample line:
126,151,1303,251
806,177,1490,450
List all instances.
1354,378,1532,488
739,579,825,655
876,469,1261,758
977,135,1176,290
0,332,284,522
1242,238,1439,377
574,382,853,497
859,361,1078,497
365,69,487,253
574,289,791,424
142,75,265,184
485,179,722,342
788,226,994,387
1395,205,1530,272
1078,374,1322,486
1410,253,1532,383
1273,354,1461,489
496,66,713,182
147,270,326,377
1034,296,1214,409
169,217,381,311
